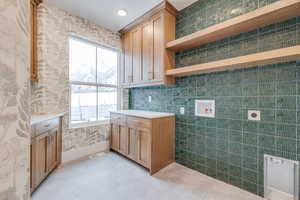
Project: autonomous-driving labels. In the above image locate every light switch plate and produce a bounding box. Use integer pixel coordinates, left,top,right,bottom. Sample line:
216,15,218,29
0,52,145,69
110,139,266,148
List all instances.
148,96,152,103
248,110,261,121
180,107,185,115
195,100,215,118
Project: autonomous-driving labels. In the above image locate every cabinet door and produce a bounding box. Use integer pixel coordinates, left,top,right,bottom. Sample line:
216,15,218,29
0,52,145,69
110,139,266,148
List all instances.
119,125,129,155
122,32,132,85
136,130,151,168
128,128,138,161
46,129,59,173
111,124,120,151
152,14,164,81
141,21,154,81
31,134,47,190
131,27,142,83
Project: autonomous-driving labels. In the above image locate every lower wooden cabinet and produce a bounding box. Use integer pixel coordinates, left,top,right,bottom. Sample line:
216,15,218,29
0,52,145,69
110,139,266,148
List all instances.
127,128,138,161
110,112,175,174
111,124,120,151
119,126,129,155
136,129,151,167
46,129,60,173
30,117,62,192
30,135,47,190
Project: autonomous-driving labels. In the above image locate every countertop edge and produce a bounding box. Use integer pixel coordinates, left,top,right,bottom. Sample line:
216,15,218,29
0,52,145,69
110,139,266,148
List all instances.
31,112,65,125
110,110,175,119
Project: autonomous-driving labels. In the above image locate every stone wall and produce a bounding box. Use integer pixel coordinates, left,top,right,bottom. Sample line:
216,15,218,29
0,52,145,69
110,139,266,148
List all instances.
31,3,122,156
0,0,31,199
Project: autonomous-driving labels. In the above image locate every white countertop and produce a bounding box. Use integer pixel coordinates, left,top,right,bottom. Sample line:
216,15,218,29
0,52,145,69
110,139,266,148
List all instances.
110,110,175,119
31,113,65,125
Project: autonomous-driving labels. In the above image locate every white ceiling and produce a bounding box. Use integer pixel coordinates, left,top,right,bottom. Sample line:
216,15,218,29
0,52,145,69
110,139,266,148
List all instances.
43,0,198,32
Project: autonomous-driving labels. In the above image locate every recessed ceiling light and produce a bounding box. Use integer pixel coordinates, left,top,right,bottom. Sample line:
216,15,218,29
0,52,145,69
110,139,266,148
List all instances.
117,9,127,17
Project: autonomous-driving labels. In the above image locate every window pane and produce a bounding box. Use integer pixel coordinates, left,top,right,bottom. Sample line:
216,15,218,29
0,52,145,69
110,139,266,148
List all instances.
69,38,96,82
71,85,97,123
97,48,118,85
98,87,117,120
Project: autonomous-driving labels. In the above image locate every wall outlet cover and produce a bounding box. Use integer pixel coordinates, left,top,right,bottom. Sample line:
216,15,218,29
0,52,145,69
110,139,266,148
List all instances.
180,107,185,115
248,110,261,121
195,100,215,118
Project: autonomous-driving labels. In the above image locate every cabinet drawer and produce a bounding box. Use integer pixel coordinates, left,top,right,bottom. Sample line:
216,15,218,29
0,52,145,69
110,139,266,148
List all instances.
110,113,126,125
33,118,59,136
126,116,151,130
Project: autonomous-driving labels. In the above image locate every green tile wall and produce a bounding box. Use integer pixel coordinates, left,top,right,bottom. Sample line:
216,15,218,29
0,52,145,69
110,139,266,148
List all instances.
129,0,300,196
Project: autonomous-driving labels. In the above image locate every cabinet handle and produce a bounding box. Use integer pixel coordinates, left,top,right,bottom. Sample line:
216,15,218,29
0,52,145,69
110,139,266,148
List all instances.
44,124,50,128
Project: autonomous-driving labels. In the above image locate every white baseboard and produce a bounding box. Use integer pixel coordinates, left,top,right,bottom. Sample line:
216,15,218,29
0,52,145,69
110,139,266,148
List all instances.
62,141,109,163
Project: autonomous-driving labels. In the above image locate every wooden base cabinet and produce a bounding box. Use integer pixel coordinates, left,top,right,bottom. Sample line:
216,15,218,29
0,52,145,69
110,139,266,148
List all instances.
30,135,47,190
30,117,62,192
110,112,175,174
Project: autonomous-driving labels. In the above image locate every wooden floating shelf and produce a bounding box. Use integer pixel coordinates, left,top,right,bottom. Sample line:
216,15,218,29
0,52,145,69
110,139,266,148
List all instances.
166,45,300,77
166,0,300,51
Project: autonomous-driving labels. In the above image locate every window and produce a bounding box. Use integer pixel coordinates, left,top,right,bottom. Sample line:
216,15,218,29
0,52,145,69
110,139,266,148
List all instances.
69,37,119,124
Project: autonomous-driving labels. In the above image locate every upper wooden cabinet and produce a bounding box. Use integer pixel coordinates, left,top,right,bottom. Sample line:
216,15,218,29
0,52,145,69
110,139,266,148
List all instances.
120,1,177,88
30,0,42,82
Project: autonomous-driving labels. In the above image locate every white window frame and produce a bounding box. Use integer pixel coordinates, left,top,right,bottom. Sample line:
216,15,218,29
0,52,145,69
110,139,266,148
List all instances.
68,36,121,128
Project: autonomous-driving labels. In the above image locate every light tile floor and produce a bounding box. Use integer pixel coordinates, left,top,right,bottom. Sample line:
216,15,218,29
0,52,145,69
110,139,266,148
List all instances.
32,152,264,200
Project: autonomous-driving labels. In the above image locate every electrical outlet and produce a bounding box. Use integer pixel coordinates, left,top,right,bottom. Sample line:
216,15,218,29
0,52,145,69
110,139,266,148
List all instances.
148,96,152,103
248,110,261,121
180,107,185,115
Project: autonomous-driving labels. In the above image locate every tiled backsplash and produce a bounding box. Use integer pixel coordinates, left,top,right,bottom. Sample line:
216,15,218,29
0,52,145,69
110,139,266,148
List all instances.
130,0,300,196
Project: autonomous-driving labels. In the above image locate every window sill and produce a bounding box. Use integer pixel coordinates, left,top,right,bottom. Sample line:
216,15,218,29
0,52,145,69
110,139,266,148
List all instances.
70,119,110,129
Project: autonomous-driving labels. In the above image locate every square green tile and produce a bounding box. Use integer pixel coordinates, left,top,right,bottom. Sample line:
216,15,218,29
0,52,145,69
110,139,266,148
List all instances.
277,81,297,95
243,144,258,157
242,180,258,195
243,156,258,171
229,176,242,188
243,121,258,132
276,138,297,153
277,62,298,81
259,82,275,96
276,96,297,110
259,96,276,109
217,171,229,183
229,153,242,167
229,142,243,155
276,110,296,124
242,169,258,184
258,135,276,149
258,122,276,136
243,97,258,108
229,165,242,177
229,130,243,143
260,109,276,122
243,132,258,146
243,84,259,96
276,124,297,139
